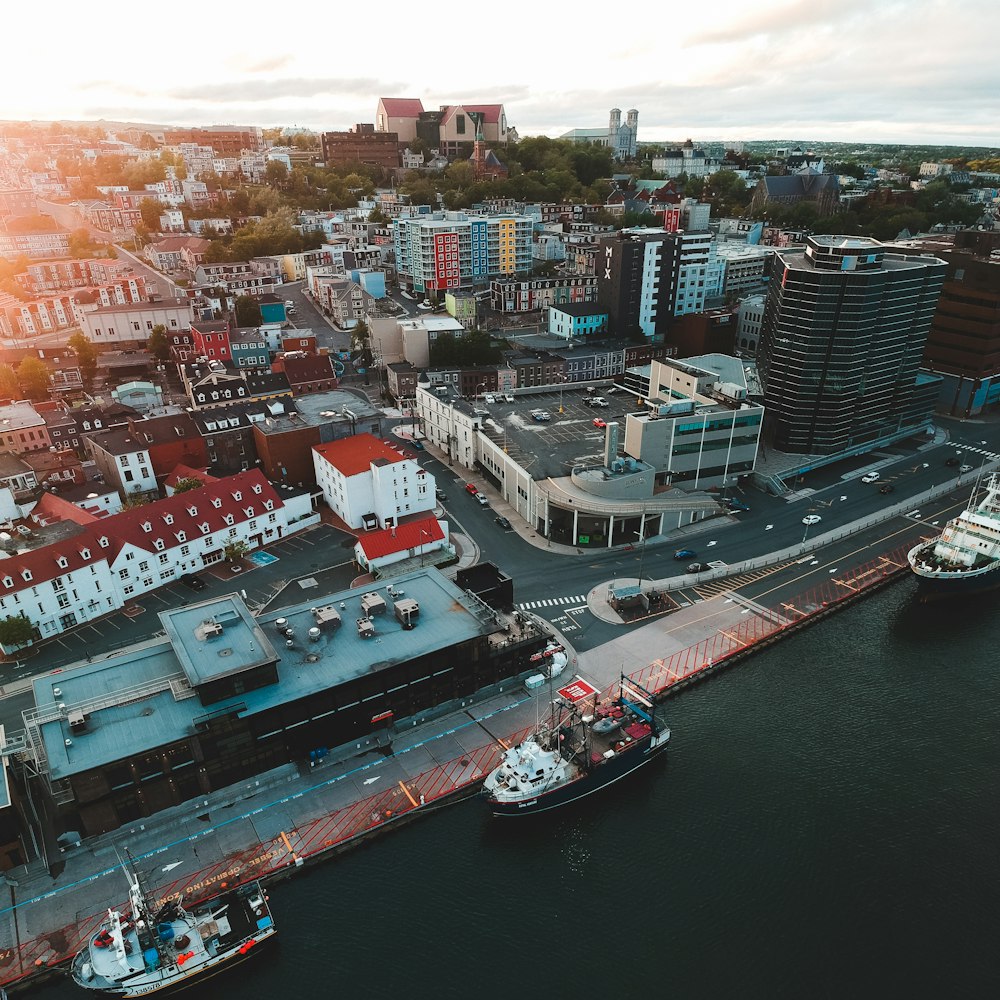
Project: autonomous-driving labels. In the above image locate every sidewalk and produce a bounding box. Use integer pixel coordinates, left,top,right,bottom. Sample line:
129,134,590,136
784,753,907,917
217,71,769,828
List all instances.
0,525,915,990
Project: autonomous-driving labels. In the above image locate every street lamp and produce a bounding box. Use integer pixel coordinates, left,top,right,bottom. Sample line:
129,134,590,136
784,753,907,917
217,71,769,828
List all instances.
476,382,486,405
634,528,647,590
558,374,567,414
419,528,429,568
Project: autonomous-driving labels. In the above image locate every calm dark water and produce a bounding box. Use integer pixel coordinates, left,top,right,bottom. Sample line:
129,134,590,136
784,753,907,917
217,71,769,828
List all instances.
39,578,1000,999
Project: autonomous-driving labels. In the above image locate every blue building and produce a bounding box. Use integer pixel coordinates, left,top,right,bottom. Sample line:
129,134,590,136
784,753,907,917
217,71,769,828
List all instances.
548,301,608,341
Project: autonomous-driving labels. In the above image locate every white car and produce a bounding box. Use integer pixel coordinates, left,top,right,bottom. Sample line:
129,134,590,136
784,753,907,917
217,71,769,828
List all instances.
483,393,496,404
502,393,514,403
801,514,822,526
861,472,880,483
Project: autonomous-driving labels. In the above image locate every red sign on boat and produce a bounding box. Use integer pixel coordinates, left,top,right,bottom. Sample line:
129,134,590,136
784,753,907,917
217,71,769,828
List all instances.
557,679,599,703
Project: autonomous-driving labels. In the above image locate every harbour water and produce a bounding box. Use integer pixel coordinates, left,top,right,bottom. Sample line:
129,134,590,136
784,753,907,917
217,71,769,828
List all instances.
36,577,1000,998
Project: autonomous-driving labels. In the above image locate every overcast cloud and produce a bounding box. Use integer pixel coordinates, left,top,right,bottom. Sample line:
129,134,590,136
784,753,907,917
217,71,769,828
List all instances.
6,0,998,146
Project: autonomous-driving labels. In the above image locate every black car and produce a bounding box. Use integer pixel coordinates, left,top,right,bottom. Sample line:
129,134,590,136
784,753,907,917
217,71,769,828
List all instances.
945,456,961,467
180,573,206,591
495,515,512,530
435,489,448,502
879,483,895,494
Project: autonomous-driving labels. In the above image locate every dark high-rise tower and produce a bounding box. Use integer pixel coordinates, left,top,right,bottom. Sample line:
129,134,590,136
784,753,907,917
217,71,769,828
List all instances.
757,236,946,455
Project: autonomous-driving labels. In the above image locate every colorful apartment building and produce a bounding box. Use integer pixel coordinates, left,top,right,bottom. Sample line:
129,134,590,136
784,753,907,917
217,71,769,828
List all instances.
393,211,533,295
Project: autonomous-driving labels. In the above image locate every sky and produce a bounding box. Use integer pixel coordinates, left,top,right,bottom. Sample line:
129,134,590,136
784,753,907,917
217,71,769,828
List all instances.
7,0,999,148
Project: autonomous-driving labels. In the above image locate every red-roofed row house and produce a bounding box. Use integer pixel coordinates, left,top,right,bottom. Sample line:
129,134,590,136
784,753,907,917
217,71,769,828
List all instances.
0,469,319,653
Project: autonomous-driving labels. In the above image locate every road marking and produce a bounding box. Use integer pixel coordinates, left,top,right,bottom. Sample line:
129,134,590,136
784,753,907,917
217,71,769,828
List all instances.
840,495,848,501
362,776,381,786
765,524,773,530
707,540,717,547
828,568,838,574
161,861,183,873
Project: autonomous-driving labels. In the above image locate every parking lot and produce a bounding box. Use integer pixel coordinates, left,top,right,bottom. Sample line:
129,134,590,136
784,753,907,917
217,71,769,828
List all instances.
476,389,636,478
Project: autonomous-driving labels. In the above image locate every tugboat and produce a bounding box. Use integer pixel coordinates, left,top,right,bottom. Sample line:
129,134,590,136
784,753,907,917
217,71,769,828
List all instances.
71,855,276,996
482,675,670,816
908,472,1000,601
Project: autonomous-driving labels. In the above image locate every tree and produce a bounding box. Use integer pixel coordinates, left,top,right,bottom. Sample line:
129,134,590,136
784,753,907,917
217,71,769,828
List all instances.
120,495,150,510
265,160,289,188
367,207,390,225
148,324,171,362
172,477,204,494
67,332,98,390
0,613,38,653
224,540,249,564
68,227,95,257
0,363,20,399
234,295,262,326
139,198,166,231
16,356,51,401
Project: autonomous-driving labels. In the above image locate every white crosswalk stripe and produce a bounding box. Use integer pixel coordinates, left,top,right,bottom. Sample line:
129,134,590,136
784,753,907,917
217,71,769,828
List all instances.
516,595,586,611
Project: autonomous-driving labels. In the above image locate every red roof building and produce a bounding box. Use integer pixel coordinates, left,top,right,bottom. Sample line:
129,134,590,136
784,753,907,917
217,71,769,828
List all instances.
313,433,435,530
354,514,447,572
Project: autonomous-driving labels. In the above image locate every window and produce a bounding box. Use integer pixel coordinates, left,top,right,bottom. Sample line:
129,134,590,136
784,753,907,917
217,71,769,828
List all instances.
21,570,31,582
124,584,135,596
56,556,68,568
119,569,129,580
132,321,141,331
154,539,165,551
139,561,149,573
163,514,173,525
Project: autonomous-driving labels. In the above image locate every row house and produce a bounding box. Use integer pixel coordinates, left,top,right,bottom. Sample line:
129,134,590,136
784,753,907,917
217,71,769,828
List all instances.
0,228,70,261
0,453,37,498
17,258,140,294
75,200,142,233
35,400,82,453
0,291,78,339
315,276,376,328
80,299,193,347
158,209,185,232
271,353,339,395
181,180,211,209
393,211,534,294
114,190,160,212
312,433,434,530
228,329,270,370
84,413,208,500
0,400,49,453
146,237,211,272
0,468,312,650
23,448,86,490
191,318,233,362
187,218,234,236
0,517,120,650
490,275,599,313
182,367,292,410
188,401,275,474
194,261,253,285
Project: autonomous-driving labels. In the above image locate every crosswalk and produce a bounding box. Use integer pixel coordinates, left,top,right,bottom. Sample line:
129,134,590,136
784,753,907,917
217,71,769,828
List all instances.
957,444,1000,463
517,594,587,611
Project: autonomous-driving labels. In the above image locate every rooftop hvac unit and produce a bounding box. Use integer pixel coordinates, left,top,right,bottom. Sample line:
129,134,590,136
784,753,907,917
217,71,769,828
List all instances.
360,592,387,616
312,605,342,628
394,598,420,630
308,627,322,642
356,617,375,639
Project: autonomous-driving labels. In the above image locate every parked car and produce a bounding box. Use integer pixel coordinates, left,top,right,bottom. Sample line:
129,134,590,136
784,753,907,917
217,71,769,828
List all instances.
593,418,607,429
861,472,880,483
180,573,206,591
410,439,424,450
606,386,620,394
674,549,697,560
802,514,822,526
435,489,448,502
465,483,479,495
502,393,514,403
483,393,497,404
945,456,961,467
879,483,895,494
725,498,751,512
476,493,490,507
687,562,708,573
495,515,512,530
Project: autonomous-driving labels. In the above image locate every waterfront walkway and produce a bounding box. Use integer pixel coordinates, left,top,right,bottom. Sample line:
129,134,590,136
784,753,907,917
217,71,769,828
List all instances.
0,531,917,989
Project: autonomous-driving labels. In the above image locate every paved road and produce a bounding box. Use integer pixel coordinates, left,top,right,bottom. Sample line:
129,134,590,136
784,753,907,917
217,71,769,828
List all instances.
113,243,180,299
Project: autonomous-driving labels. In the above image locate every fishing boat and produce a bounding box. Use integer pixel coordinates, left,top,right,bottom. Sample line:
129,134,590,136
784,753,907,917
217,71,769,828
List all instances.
70,855,275,996
482,675,670,816
908,472,1000,601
